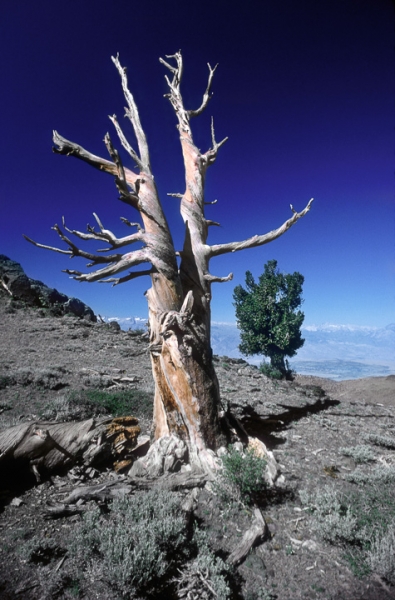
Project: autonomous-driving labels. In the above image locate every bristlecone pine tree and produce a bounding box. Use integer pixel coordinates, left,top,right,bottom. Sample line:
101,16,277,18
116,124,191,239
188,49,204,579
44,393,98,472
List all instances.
25,52,313,473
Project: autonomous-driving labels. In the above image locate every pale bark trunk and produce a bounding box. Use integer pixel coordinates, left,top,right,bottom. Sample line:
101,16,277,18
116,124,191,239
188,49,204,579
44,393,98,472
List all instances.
148,290,224,451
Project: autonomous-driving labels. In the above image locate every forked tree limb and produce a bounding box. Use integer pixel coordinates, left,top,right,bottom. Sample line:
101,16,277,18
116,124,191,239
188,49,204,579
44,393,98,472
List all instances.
63,215,144,250
98,268,155,286
53,131,131,180
24,227,124,265
208,198,314,257
109,113,142,171
188,62,218,118
63,248,152,282
111,53,151,173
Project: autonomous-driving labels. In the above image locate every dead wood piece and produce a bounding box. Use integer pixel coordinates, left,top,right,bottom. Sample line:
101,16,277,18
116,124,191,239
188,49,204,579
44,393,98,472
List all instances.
157,470,209,491
128,468,208,492
62,480,133,504
45,503,85,519
0,416,142,480
227,508,267,566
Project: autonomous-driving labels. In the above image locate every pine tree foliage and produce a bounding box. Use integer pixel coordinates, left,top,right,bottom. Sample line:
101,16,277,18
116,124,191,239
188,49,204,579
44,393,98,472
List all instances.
233,260,305,376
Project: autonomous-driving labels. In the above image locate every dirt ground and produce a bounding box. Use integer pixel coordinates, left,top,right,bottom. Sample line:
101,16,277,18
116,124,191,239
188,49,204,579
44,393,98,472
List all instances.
1,291,395,599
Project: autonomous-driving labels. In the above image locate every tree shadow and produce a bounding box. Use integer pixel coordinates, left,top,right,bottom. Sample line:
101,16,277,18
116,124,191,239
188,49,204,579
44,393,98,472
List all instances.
240,397,340,450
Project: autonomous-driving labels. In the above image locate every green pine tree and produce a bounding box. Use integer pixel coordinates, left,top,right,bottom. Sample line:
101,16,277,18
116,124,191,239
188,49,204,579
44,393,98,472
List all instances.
233,260,305,378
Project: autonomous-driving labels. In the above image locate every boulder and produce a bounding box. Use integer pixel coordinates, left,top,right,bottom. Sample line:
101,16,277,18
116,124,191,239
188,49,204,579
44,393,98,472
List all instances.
0,255,96,321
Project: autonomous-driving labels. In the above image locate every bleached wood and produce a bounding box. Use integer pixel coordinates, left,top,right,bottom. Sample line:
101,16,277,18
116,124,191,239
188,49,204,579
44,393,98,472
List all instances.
0,416,141,480
227,508,267,566
209,198,314,257
111,53,151,173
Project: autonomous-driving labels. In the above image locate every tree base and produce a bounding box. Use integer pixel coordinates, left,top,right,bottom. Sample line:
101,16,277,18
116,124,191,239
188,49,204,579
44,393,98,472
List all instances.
129,432,283,486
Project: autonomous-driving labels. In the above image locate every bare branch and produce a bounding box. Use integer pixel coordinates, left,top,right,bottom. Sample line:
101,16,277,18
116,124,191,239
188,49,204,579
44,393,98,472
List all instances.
108,114,143,171
24,222,130,265
119,218,144,232
167,193,184,199
61,215,144,250
111,54,151,173
63,269,83,276
63,248,151,282
206,220,221,227
51,224,124,263
204,272,233,284
203,118,228,166
188,63,218,118
209,199,314,257
160,51,183,86
160,58,177,73
98,268,155,286
53,131,117,177
23,235,72,256
104,133,141,208
204,199,218,205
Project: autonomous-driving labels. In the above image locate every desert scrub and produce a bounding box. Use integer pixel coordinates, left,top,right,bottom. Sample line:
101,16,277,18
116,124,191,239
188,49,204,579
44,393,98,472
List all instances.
339,445,376,463
19,537,65,566
68,388,153,419
259,363,283,380
300,475,395,578
345,465,395,485
367,518,395,583
41,395,76,421
176,527,231,600
364,432,395,450
70,489,188,598
217,445,267,505
299,486,363,546
311,414,338,430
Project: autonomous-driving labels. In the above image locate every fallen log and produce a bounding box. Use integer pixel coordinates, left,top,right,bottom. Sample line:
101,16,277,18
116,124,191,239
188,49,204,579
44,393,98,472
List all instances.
0,416,142,482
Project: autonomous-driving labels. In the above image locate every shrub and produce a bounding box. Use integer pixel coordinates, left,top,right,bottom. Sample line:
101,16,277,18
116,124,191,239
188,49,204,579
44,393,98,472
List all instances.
176,527,231,600
71,489,188,598
367,519,395,583
69,388,153,419
0,375,12,390
219,445,267,505
345,465,395,485
340,445,376,463
364,433,395,450
259,363,283,380
300,474,395,578
299,486,363,546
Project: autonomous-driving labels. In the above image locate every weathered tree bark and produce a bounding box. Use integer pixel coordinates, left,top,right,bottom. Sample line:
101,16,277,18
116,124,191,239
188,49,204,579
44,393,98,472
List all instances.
0,416,141,481
24,51,313,472
227,508,268,566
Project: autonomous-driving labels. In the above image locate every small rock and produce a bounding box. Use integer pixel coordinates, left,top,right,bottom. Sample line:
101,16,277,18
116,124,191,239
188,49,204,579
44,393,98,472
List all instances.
10,497,23,507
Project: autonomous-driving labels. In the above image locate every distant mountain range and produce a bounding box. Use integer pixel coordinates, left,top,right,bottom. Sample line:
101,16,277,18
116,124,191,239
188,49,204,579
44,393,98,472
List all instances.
4,256,391,382
104,317,395,381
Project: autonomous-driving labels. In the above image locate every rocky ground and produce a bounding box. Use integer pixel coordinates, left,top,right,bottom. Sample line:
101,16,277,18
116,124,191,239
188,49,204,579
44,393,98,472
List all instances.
1,286,395,599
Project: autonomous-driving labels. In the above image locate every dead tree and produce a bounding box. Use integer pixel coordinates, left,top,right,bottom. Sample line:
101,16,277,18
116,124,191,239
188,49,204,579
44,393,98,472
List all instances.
25,52,312,473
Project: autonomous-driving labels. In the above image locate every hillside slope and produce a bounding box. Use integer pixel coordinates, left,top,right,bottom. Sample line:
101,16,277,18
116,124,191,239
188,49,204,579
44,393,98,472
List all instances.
1,269,395,599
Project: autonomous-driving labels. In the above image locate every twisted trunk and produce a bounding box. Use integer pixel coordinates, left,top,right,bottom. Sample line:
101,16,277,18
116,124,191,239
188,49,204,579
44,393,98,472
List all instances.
148,289,224,451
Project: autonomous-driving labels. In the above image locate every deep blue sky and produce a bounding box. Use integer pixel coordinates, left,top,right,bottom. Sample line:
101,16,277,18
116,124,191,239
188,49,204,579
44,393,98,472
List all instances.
1,0,394,327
